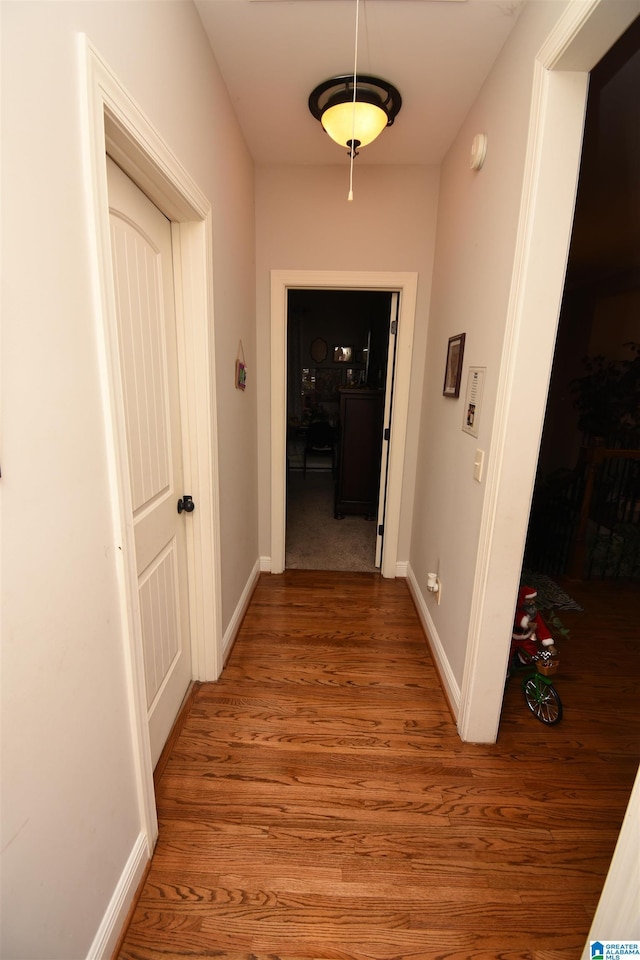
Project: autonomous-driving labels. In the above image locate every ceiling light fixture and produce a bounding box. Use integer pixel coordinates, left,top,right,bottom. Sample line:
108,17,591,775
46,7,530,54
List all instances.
308,74,402,159
309,0,401,201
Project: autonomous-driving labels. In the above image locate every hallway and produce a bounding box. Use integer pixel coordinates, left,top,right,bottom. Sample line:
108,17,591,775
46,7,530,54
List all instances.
117,571,639,959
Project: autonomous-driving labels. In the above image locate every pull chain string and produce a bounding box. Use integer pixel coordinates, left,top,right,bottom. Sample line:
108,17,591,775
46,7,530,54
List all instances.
348,0,360,201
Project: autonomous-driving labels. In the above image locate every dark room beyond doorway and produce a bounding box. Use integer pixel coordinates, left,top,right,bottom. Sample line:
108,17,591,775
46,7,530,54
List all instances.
286,289,393,572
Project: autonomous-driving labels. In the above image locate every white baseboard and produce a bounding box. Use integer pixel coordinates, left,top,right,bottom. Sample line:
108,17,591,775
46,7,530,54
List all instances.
86,832,148,960
406,563,461,718
259,555,272,572
223,559,261,658
395,560,408,577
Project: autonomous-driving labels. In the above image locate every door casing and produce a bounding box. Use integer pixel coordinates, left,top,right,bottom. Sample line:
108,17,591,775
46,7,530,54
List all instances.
270,270,418,579
376,292,400,568
80,36,222,851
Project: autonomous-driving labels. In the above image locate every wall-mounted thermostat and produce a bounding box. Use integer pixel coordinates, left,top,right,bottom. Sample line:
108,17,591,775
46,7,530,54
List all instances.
462,366,486,438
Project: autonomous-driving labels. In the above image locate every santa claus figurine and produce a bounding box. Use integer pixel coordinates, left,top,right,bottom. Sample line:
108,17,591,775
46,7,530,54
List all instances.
511,585,557,668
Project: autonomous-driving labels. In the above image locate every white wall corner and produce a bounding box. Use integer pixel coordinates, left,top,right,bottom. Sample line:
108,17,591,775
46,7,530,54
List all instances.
222,559,261,658
406,564,461,718
86,832,148,960
581,764,640,957
259,555,272,572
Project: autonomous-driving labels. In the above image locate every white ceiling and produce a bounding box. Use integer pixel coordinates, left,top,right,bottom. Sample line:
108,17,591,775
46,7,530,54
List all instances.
195,0,525,166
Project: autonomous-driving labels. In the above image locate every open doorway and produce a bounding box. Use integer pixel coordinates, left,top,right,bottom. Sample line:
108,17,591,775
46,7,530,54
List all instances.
501,17,639,744
523,15,640,586
270,269,417,578
285,289,394,572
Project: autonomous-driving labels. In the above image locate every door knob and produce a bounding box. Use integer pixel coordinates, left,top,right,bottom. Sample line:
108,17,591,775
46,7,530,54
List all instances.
177,495,195,514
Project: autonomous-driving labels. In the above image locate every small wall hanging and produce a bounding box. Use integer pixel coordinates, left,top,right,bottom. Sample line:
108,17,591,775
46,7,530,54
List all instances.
235,341,247,391
443,333,466,398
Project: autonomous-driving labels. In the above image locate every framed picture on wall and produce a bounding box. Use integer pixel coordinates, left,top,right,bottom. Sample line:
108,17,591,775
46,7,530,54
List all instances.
333,345,353,363
443,333,466,397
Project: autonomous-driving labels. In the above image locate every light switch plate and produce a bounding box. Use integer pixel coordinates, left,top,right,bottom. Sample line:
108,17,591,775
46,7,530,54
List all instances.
474,449,485,483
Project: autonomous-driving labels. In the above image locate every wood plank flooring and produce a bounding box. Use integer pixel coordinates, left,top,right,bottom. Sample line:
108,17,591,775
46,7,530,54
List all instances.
116,571,639,960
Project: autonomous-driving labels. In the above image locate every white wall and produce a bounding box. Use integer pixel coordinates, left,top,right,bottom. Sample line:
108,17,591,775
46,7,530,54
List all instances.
409,0,572,700
0,2,256,957
409,0,640,743
582,763,640,955
255,164,440,564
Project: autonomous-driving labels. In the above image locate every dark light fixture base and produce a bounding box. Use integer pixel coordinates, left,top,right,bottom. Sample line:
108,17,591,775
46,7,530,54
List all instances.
309,74,402,133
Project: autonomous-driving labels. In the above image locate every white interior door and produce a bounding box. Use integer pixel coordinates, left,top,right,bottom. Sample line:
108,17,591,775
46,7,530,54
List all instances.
107,157,192,768
375,293,399,568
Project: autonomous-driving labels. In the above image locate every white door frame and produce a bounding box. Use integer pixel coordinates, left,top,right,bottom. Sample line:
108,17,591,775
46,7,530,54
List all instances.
271,270,417,579
458,0,640,745
80,37,223,850
375,292,400,568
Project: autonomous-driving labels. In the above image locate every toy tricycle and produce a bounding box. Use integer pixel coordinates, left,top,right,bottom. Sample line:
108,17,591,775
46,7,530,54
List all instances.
509,585,563,725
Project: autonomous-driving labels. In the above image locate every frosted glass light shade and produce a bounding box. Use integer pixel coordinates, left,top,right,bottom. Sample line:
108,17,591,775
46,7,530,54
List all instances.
321,100,388,148
309,76,402,156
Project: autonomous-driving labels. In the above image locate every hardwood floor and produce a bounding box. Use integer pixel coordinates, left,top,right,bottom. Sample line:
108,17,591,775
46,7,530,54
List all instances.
116,571,639,960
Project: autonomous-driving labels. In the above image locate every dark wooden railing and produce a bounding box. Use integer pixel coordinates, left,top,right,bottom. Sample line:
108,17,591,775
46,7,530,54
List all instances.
567,447,640,579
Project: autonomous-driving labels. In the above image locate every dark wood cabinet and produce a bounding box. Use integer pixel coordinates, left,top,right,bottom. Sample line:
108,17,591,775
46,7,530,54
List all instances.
334,389,384,519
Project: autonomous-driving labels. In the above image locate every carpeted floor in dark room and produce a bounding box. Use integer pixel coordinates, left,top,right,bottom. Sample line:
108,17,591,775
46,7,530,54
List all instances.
286,470,377,572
